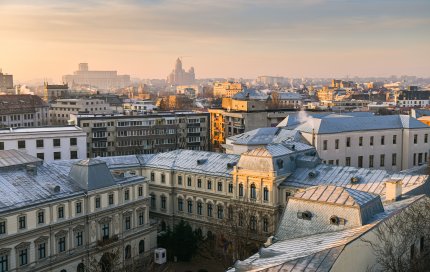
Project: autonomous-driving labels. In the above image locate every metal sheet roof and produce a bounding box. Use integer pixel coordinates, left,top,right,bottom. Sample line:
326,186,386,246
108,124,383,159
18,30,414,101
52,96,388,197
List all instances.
281,164,428,198
138,150,240,177
228,127,301,145
295,115,429,134
292,185,380,207
0,150,42,168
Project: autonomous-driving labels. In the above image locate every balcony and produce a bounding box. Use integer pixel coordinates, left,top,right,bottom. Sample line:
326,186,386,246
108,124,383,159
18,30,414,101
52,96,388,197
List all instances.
97,234,119,247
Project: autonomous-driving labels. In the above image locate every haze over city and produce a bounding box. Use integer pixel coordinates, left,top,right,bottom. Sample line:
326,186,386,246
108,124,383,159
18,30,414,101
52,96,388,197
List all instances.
1,0,429,82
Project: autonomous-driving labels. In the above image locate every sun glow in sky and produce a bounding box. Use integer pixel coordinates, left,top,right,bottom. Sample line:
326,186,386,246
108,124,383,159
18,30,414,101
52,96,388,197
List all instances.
0,0,429,82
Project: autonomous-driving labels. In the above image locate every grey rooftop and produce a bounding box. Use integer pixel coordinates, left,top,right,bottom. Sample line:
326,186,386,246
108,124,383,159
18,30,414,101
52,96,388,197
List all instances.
228,127,301,145
294,114,429,134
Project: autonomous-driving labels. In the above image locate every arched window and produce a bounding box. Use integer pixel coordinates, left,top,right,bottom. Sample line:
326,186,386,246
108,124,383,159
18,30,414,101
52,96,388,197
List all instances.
263,187,269,201
250,184,257,199
178,197,183,211
150,193,156,209
239,183,244,197
217,205,224,219
77,263,85,272
207,203,213,217
125,245,131,259
197,201,203,215
139,240,145,254
187,200,193,213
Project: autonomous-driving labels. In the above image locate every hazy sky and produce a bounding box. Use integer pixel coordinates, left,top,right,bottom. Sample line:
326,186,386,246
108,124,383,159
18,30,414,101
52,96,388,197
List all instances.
0,0,429,82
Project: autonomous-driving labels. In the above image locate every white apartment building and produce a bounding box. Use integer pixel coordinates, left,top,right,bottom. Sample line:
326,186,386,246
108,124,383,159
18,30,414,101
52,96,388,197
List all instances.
123,99,158,113
0,95,49,128
293,114,430,171
0,152,157,272
0,126,87,162
49,98,113,125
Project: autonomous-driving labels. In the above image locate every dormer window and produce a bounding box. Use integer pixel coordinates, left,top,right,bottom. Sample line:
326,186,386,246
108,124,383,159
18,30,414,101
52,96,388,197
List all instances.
277,159,284,169
297,211,312,220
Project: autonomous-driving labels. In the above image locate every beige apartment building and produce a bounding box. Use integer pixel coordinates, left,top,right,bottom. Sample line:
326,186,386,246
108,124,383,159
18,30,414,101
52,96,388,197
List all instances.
293,114,430,171
49,98,113,125
0,151,157,272
213,82,244,98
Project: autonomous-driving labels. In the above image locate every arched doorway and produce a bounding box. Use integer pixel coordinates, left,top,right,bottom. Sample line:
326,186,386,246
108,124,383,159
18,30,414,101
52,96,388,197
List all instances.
99,252,115,272
77,263,85,272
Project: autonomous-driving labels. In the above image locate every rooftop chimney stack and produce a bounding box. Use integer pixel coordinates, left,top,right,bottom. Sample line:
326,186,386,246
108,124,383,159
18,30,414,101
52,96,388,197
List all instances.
385,179,402,201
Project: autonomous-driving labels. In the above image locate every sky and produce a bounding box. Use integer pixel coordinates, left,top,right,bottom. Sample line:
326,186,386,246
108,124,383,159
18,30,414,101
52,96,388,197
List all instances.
0,0,429,82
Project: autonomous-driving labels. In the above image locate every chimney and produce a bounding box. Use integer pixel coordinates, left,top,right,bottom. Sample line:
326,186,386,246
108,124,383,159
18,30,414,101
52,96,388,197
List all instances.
385,179,402,201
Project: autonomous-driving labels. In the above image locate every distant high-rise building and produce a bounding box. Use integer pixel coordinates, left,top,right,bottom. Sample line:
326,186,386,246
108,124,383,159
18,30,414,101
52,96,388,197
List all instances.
0,69,13,92
213,81,244,98
43,82,69,103
62,63,131,90
167,58,195,86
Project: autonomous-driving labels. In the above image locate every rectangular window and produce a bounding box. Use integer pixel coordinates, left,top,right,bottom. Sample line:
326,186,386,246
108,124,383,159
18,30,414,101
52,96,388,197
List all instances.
207,180,212,190
346,157,351,166
197,179,202,188
38,243,46,259
95,197,101,208
19,248,28,266
177,175,182,185
53,138,61,147
38,211,44,224
0,221,6,234
393,135,397,144
217,182,223,191
414,134,418,144
58,206,64,219
109,194,114,205
346,137,351,147
420,236,425,252
76,202,82,214
18,216,26,229
138,186,143,197
358,156,363,168
381,136,385,145
392,153,397,166
328,160,334,165
369,155,374,168
161,174,165,183
76,231,83,246
18,140,26,149
102,224,109,240
359,137,363,146
413,153,417,166
228,183,233,193
335,139,339,149
125,216,131,230
139,211,145,225
70,138,77,146
187,177,192,187
380,154,385,167
425,134,428,143
124,189,130,201
37,153,44,160
58,237,66,252
370,136,374,146
54,152,61,160
323,140,328,150
0,142,4,150
36,139,44,148
418,153,423,164
150,172,155,182
70,151,78,159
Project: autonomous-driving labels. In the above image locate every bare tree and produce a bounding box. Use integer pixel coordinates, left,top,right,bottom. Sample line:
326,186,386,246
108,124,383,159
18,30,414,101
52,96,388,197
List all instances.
207,198,275,268
361,197,430,272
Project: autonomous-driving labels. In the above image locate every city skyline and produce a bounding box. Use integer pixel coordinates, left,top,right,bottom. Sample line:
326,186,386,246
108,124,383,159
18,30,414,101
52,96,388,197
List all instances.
0,0,429,82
